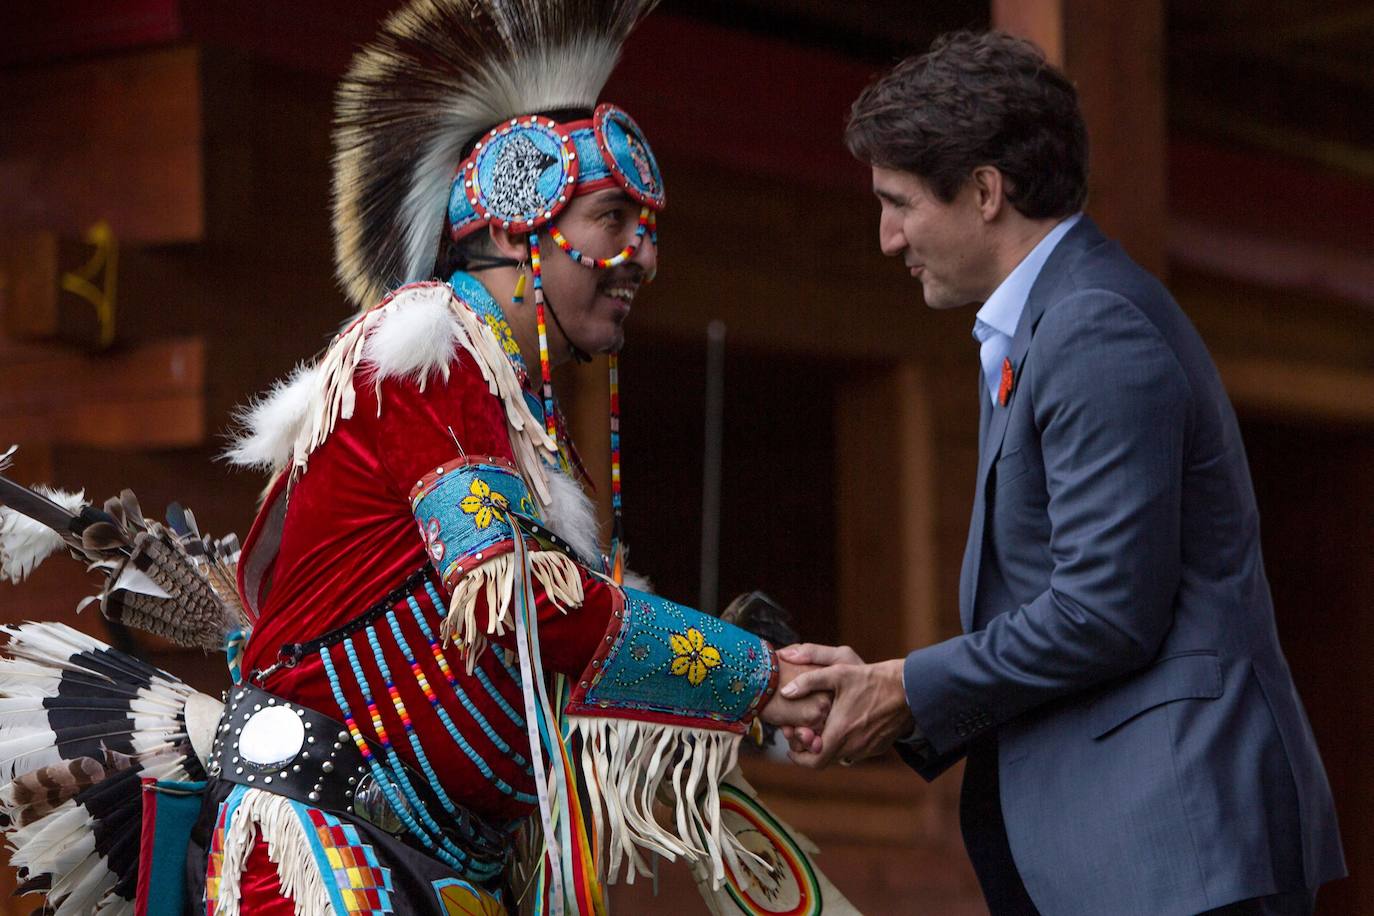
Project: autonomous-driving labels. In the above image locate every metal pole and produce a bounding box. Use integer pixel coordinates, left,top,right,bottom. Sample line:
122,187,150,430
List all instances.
698,319,726,615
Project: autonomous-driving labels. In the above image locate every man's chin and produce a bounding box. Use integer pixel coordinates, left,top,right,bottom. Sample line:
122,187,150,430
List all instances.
920,283,971,311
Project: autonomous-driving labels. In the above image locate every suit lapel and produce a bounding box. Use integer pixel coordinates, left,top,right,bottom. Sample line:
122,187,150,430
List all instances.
960,216,1105,631
961,371,992,628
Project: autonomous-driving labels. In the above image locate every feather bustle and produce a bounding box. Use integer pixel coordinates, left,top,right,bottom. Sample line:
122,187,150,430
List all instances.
0,623,220,916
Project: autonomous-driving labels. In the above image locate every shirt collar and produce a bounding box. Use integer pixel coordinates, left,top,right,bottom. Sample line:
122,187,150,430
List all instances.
974,213,1082,339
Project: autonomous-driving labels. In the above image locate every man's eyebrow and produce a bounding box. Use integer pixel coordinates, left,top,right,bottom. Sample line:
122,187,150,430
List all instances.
587,188,634,206
873,188,907,205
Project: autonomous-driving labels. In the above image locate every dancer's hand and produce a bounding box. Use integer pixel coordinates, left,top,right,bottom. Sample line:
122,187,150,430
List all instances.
760,658,831,730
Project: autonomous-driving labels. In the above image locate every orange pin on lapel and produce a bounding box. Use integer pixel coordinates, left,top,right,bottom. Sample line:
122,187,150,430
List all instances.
998,357,1015,406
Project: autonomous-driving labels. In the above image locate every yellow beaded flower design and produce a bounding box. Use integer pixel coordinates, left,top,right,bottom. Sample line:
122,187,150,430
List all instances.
484,315,521,357
458,478,509,529
669,627,721,686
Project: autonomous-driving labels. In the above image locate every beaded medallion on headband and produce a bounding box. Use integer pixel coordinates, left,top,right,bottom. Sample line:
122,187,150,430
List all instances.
457,117,581,233
447,104,665,243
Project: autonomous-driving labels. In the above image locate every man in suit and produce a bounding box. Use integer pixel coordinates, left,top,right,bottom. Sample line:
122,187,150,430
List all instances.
779,30,1345,915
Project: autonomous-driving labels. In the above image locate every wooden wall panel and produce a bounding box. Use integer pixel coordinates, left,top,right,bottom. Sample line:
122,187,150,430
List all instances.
0,47,204,244
993,0,1167,276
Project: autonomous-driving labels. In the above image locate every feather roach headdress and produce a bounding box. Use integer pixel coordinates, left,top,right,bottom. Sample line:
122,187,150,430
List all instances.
333,0,662,310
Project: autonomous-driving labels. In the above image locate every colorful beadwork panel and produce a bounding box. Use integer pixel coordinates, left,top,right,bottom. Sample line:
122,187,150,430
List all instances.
202,788,237,915
409,458,539,590
449,272,527,377
431,877,507,915
301,805,396,915
594,105,665,209
566,588,777,733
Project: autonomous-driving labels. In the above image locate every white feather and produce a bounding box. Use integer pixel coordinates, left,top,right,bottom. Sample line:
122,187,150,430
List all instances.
0,487,85,584
222,363,322,471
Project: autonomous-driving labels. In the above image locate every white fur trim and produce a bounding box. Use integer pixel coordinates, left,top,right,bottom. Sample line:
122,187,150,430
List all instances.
0,487,84,584
222,364,321,472
360,287,465,392
542,468,603,563
221,284,557,508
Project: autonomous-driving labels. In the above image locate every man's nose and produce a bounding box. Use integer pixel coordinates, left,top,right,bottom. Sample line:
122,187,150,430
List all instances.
632,224,658,276
878,215,904,258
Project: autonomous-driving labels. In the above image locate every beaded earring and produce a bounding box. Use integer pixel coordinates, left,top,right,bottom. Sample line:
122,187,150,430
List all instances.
527,233,558,443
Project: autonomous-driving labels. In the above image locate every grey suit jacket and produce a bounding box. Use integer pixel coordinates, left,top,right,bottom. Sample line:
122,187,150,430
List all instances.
901,217,1345,915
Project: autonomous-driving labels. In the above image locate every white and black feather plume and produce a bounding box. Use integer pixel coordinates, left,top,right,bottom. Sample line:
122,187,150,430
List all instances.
0,622,222,915
333,0,660,308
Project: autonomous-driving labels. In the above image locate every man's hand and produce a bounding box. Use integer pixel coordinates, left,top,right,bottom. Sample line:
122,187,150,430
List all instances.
760,658,831,731
775,643,863,753
775,647,914,768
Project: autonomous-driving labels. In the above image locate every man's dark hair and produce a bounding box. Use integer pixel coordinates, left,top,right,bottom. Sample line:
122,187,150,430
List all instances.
434,229,501,280
845,30,1088,219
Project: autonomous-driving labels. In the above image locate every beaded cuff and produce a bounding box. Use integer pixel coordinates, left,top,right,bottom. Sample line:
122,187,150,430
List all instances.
566,588,777,735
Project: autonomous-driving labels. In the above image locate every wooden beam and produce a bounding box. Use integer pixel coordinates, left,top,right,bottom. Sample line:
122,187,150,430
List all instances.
1170,218,1374,311
0,0,183,67
0,233,60,339
0,337,206,450
0,47,204,245
993,0,1167,276
1217,356,1374,427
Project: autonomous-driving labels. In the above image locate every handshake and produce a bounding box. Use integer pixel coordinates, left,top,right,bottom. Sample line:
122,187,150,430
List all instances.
757,644,916,768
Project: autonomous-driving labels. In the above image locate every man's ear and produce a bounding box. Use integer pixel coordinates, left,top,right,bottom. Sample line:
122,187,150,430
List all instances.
970,165,1007,223
488,223,528,261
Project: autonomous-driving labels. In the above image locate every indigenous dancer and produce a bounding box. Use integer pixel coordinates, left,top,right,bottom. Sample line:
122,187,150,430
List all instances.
0,1,856,914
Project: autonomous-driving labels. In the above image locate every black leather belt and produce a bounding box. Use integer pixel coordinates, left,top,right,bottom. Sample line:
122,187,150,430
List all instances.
207,684,507,865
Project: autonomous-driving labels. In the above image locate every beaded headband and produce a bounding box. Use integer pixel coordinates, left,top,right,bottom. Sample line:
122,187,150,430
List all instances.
447,104,665,242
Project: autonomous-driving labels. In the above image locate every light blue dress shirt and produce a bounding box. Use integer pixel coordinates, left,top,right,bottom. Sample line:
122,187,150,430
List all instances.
973,213,1082,405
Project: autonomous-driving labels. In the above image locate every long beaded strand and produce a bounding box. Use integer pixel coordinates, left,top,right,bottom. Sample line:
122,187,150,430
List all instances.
608,352,625,583
420,583,528,731
338,636,497,872
317,645,464,870
529,232,558,443
394,599,534,776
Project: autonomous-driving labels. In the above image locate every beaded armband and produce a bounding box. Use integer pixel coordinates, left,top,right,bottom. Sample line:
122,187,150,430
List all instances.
410,456,583,655
567,588,777,735
410,457,537,585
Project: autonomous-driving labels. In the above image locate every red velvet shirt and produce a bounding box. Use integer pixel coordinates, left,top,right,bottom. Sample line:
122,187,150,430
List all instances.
238,355,620,823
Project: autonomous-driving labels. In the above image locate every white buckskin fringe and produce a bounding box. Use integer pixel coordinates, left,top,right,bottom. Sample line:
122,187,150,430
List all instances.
569,717,767,891
441,550,583,667
225,282,557,509
213,790,332,916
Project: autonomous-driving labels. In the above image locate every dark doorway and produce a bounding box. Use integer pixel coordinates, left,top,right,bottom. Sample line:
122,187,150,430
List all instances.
1243,416,1374,915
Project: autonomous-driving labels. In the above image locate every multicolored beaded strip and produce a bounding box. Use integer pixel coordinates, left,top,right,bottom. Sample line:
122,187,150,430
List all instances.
338,637,501,870
548,206,656,269
392,600,533,775
608,352,624,551
317,643,465,871
419,583,527,731
528,233,558,443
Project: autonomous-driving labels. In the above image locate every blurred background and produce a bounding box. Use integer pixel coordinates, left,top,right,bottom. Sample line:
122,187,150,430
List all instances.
0,1,1370,912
